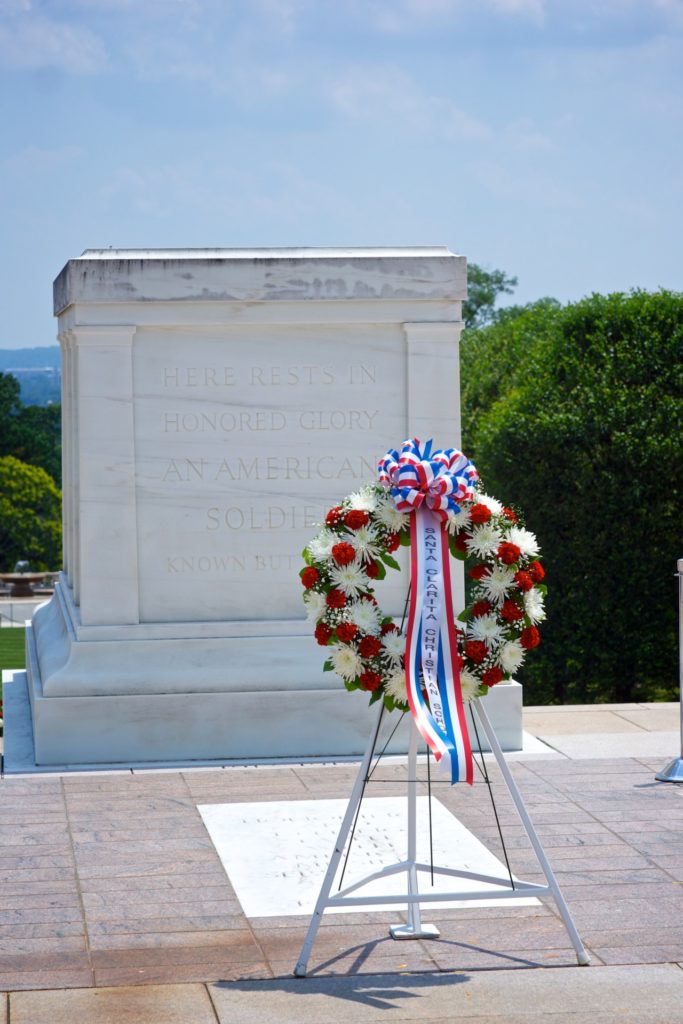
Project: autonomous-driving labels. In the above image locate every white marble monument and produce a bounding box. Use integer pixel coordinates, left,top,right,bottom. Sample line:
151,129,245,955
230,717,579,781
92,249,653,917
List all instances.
24,248,522,765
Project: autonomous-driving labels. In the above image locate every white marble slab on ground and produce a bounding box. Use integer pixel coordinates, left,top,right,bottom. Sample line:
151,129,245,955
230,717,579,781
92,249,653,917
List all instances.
198,797,538,917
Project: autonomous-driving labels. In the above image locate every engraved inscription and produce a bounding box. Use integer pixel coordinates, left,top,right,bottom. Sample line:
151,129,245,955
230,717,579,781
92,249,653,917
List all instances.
205,505,321,531
162,455,376,483
162,409,377,432
163,411,287,433
161,363,376,388
140,356,385,599
166,553,298,574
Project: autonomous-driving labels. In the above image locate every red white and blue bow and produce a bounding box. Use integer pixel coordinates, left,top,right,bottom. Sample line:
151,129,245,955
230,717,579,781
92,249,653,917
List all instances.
378,439,479,784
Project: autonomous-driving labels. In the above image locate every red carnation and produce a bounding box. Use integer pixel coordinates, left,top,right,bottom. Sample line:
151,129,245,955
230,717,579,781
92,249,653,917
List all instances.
501,599,524,623
465,640,488,664
498,542,521,565
482,666,503,687
326,589,346,609
359,670,382,691
365,560,380,579
386,533,401,552
336,622,357,643
345,509,369,530
325,506,344,526
454,531,469,553
301,566,319,589
469,503,492,524
502,507,518,523
528,561,545,583
469,564,490,581
514,571,533,592
359,635,382,658
471,600,492,618
314,622,332,646
520,626,541,650
381,622,398,635
331,542,356,566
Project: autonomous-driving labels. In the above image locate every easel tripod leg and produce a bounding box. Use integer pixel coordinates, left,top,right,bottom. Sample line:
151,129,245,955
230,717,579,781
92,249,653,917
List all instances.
472,698,591,966
293,702,385,977
390,724,439,939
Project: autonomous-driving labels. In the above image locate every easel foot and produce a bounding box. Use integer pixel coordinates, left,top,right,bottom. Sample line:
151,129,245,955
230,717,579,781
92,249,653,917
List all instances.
293,963,308,977
576,950,591,966
390,923,440,940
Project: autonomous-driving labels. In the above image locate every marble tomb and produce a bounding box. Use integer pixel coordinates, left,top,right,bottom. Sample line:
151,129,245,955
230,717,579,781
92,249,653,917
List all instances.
21,248,522,764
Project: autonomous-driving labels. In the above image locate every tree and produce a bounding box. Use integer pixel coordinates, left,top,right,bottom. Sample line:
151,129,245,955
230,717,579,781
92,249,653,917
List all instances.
0,370,21,422
461,289,683,705
0,371,62,485
464,263,519,330
461,297,561,429
0,456,62,571
9,404,62,485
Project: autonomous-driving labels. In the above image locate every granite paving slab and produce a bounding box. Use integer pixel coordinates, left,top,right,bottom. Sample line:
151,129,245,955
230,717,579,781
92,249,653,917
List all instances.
594,944,683,965
208,964,683,1023
613,707,681,731
10,982,218,1023
524,712,644,734
89,938,264,969
77,870,232,894
93,959,272,988
538,732,680,759
86,914,250,937
2,714,683,997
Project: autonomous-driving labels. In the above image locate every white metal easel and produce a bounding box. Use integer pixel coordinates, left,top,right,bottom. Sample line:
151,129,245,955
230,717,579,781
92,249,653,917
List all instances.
294,697,590,976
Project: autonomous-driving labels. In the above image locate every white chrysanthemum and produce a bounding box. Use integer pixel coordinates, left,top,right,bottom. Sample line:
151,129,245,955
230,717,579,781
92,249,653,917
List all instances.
331,644,362,681
524,588,546,624
385,670,407,702
351,524,381,560
329,562,367,598
374,497,409,532
303,590,326,623
476,493,504,515
382,631,406,664
507,526,540,558
498,640,526,674
347,486,379,512
445,506,471,534
468,613,506,647
348,600,382,635
459,669,481,702
479,564,517,606
467,523,503,559
307,530,335,561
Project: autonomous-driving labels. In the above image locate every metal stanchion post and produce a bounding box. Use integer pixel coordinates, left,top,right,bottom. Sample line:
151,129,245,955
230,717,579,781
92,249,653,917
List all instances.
655,558,683,783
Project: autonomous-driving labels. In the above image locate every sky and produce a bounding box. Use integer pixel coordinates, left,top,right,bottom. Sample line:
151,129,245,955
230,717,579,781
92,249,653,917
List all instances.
1,0,682,348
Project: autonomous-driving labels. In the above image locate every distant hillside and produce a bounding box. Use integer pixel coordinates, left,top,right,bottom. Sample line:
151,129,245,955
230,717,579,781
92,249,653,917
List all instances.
0,346,61,370
0,347,61,405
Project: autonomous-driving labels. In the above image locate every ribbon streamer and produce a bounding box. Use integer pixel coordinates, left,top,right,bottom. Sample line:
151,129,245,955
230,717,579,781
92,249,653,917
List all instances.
378,438,478,784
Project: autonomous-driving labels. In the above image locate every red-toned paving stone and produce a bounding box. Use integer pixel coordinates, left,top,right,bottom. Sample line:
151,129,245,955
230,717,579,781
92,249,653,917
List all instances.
0,720,682,996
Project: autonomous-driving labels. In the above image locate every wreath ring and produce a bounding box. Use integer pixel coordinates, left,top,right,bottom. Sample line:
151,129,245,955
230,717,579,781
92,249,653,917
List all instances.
300,482,547,711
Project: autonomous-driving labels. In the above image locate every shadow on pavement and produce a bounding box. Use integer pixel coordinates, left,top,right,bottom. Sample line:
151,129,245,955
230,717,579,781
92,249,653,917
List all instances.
214,968,470,1010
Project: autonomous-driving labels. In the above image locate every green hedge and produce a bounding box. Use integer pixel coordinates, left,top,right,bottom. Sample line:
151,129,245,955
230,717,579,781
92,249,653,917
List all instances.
461,289,683,704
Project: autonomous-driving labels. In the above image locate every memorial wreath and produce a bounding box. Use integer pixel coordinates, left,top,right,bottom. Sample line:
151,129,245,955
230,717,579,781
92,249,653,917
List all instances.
300,440,546,783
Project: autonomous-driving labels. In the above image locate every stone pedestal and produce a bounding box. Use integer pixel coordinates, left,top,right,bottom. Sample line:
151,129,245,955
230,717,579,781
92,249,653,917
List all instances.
23,248,523,765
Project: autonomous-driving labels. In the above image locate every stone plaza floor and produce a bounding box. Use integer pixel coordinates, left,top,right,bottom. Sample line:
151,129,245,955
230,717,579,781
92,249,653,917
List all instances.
0,702,682,1022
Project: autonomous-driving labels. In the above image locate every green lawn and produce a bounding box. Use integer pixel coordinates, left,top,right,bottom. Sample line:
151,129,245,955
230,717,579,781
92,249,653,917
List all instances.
0,627,26,672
